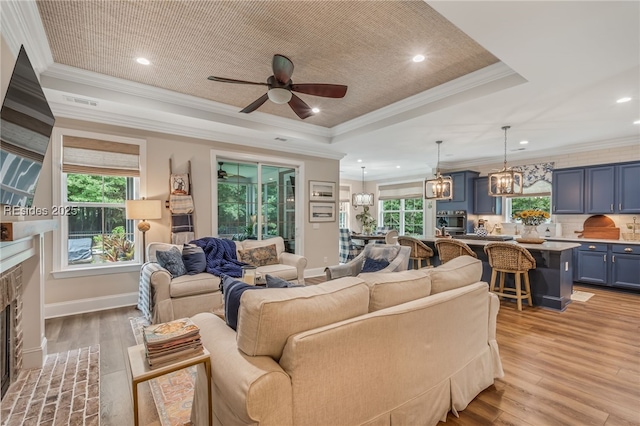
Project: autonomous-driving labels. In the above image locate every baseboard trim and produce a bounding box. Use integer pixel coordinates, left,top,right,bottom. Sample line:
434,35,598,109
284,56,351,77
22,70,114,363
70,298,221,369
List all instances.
22,337,47,369
45,292,138,319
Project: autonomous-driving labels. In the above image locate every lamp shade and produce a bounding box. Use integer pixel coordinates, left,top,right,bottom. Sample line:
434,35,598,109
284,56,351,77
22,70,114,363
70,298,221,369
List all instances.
125,199,162,220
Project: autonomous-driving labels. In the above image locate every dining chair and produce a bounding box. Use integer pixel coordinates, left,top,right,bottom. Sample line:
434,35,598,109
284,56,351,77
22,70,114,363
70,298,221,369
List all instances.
339,228,363,264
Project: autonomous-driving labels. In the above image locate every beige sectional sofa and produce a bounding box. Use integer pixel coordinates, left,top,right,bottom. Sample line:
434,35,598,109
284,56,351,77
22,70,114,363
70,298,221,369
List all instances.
190,256,504,426
145,236,307,323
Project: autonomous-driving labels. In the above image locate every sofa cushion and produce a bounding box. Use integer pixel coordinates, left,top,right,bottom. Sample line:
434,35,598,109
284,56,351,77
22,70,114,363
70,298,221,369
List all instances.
265,274,304,288
222,276,266,330
169,273,221,298
359,270,431,312
156,247,187,277
237,277,369,360
429,255,482,294
361,257,390,273
256,264,298,281
238,244,279,267
182,244,206,275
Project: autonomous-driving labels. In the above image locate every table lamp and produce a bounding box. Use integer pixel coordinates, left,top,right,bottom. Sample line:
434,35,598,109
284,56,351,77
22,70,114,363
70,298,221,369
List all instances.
126,198,162,263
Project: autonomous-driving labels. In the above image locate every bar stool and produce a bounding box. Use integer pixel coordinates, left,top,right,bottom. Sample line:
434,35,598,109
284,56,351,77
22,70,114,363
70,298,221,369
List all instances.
484,242,536,311
434,238,477,264
397,236,434,269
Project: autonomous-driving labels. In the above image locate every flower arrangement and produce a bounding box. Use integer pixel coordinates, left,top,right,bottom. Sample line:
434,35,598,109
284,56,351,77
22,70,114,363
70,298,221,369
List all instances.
512,209,550,226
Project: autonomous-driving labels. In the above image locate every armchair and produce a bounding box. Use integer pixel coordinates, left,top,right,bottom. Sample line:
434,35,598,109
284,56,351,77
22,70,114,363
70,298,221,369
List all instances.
325,243,411,280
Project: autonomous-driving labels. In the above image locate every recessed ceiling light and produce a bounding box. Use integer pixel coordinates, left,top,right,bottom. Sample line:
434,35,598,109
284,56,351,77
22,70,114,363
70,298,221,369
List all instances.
311,107,320,113
520,140,529,145
634,119,640,125
357,159,362,163
396,165,401,169
617,97,632,103
136,57,150,65
412,54,425,63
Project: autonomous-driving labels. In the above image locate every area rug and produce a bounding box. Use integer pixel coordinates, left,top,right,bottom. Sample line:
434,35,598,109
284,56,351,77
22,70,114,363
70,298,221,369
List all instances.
129,317,196,426
571,291,595,302
0,345,100,425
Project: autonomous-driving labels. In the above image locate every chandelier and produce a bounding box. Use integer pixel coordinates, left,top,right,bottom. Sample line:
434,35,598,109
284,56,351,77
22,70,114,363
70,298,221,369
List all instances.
487,126,523,196
424,141,453,200
352,166,374,208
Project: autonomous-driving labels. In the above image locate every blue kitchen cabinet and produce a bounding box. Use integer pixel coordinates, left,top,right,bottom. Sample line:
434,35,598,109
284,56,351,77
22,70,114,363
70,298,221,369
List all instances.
575,242,640,291
617,162,640,214
576,243,608,285
585,162,640,214
436,171,479,213
585,166,615,214
611,244,640,290
552,168,585,214
473,177,502,215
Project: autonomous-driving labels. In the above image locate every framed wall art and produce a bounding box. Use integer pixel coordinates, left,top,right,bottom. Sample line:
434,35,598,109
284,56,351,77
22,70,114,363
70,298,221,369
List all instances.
309,202,336,222
309,180,336,202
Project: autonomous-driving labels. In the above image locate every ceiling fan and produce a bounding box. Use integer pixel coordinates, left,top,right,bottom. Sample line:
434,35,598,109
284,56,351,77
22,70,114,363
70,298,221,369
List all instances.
207,54,348,119
217,162,229,180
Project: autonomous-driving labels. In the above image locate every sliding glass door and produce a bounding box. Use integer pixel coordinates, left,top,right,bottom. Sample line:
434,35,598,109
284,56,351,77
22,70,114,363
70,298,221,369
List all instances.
217,160,297,253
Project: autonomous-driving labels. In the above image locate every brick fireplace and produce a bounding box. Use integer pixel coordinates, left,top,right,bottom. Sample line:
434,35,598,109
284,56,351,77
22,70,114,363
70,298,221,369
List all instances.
0,264,23,399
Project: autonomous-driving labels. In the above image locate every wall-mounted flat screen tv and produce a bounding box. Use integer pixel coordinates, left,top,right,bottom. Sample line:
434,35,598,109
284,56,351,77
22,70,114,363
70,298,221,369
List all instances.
1,45,55,207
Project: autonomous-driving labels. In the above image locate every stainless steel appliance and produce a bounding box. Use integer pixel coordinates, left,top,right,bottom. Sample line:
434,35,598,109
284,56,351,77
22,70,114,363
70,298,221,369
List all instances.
436,210,467,236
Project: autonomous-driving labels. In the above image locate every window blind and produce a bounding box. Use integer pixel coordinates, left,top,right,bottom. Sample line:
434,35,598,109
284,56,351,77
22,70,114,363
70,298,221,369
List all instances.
339,185,351,202
378,181,423,200
62,135,140,177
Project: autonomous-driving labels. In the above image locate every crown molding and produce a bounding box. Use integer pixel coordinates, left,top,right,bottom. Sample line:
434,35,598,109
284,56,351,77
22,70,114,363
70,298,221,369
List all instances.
331,62,521,138
0,0,53,75
48,99,346,161
439,135,640,171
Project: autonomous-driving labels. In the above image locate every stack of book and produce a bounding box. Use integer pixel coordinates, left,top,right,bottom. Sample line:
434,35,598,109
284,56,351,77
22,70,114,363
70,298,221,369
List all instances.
142,317,203,369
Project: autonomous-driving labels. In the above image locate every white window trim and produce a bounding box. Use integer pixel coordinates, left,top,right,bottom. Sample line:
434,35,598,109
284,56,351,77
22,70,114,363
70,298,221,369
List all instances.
51,128,147,278
210,149,305,255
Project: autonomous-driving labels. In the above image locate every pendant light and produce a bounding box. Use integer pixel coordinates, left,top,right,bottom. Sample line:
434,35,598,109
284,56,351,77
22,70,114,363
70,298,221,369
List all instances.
424,141,453,200
352,166,374,208
487,126,523,196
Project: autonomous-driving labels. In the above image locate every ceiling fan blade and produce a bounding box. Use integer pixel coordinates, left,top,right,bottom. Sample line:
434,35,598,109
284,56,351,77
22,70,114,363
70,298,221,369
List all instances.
273,54,294,84
208,76,268,86
288,93,314,119
291,83,348,98
240,93,269,113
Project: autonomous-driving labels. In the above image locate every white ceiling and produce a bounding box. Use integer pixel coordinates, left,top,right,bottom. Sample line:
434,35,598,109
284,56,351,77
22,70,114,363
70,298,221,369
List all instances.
2,1,639,181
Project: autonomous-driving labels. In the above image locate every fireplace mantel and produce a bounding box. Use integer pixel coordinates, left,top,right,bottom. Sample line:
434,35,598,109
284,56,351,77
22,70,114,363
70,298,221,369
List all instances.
0,219,56,371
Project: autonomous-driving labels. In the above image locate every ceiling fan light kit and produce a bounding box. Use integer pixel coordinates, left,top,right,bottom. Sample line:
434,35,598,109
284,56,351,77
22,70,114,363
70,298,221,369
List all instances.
208,54,347,120
487,126,524,197
425,140,453,200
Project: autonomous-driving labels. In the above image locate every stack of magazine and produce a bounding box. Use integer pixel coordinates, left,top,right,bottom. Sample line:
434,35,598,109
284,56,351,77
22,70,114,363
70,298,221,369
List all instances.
142,317,203,369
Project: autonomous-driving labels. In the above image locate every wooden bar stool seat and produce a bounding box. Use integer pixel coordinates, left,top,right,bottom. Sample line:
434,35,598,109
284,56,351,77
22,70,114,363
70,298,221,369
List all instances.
397,236,434,269
484,242,536,311
435,238,477,264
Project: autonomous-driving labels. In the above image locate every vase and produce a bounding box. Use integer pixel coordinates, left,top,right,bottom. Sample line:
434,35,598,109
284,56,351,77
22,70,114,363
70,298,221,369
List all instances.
522,225,539,239
362,225,373,235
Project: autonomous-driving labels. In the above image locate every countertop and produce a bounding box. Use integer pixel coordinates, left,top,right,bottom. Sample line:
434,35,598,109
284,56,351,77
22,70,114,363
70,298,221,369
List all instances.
419,236,580,252
542,236,640,246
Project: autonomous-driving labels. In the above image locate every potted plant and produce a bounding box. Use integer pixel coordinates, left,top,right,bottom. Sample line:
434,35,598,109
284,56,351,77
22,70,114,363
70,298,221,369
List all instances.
356,206,377,235
512,209,550,239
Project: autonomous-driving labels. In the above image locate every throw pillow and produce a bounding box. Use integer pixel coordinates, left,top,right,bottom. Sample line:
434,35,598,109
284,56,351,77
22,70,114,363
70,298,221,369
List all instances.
182,244,206,275
237,244,279,267
265,274,304,288
222,275,265,330
156,247,187,277
361,257,390,273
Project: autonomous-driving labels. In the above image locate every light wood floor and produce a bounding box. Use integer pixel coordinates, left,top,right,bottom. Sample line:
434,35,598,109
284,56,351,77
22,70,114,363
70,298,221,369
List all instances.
44,283,640,426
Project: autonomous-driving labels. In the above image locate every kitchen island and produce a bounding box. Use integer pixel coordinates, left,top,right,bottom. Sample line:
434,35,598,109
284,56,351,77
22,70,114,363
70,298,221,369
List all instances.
419,236,581,311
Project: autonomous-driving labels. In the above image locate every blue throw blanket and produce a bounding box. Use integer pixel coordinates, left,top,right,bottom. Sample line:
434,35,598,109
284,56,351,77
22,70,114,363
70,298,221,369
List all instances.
190,237,246,277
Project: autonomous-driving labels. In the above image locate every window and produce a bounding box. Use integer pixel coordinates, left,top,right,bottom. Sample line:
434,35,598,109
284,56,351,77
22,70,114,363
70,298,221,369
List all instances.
508,195,551,222
380,198,424,236
216,158,298,253
53,130,145,275
339,202,349,228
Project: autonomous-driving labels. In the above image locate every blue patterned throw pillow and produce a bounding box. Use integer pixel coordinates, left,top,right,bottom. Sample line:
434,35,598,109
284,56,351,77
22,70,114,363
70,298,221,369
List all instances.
265,274,304,288
156,247,187,278
361,257,390,273
182,244,206,275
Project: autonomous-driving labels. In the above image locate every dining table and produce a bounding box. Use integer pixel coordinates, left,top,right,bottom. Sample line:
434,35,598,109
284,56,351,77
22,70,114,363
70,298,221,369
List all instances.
351,234,386,245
